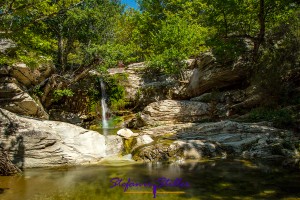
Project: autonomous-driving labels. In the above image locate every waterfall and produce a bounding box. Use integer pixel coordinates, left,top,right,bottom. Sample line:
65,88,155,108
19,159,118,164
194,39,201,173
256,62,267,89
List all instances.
100,79,109,134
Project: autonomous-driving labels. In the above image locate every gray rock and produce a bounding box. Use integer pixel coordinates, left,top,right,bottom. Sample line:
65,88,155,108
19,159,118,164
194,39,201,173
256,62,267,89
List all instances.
1,62,55,88
0,109,123,168
185,53,248,98
0,39,16,53
136,135,154,146
0,77,49,119
49,109,82,125
106,135,124,156
131,135,154,151
117,128,138,139
139,100,210,126
108,62,194,109
133,120,300,161
0,61,54,119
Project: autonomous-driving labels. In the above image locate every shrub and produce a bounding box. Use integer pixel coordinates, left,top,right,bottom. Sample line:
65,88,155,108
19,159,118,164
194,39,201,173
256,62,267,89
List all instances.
247,107,295,129
53,89,74,102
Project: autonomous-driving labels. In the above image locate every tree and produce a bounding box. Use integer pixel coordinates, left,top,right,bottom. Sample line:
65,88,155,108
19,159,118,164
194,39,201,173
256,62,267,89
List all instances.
0,0,122,70
133,0,209,74
202,0,299,61
43,0,122,71
0,0,83,66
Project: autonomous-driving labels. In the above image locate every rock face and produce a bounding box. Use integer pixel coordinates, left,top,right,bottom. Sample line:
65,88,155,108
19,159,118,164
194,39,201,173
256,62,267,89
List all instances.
0,62,54,119
4,62,55,87
136,100,210,126
0,109,123,168
109,62,193,109
0,77,49,119
132,121,299,162
185,53,248,98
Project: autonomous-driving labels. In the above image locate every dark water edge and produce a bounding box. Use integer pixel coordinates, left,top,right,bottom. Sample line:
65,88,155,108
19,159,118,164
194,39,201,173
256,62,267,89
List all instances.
0,159,300,200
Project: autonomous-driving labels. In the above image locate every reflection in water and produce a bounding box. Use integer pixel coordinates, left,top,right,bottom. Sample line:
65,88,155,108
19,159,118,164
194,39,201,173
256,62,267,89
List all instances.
0,159,300,200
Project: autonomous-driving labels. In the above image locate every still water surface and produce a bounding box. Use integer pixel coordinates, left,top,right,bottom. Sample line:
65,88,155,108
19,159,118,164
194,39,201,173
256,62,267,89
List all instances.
0,159,300,200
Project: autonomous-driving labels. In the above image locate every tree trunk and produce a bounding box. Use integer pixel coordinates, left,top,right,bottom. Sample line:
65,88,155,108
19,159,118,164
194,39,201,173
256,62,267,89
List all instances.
62,38,74,71
253,0,265,61
57,34,64,71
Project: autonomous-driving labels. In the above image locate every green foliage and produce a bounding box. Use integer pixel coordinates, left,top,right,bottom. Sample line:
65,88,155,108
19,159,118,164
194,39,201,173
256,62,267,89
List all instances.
252,12,300,106
87,42,139,69
147,48,188,74
101,74,128,111
53,89,74,102
32,86,44,97
0,0,123,70
247,107,295,129
146,15,209,74
107,116,124,128
0,0,82,66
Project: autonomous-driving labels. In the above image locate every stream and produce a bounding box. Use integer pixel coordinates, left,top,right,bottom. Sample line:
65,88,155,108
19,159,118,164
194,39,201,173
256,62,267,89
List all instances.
0,159,300,200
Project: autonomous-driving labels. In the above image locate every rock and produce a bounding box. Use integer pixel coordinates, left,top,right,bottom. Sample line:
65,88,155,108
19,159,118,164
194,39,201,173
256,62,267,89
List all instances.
6,62,55,88
190,90,247,104
132,139,224,162
185,53,248,98
136,135,154,146
0,109,123,168
108,62,194,109
49,109,82,125
0,39,16,54
0,61,54,119
0,77,49,119
131,135,154,151
132,141,181,162
10,63,37,87
105,135,124,156
122,154,133,160
138,100,210,126
120,62,145,102
133,120,300,161
117,128,138,139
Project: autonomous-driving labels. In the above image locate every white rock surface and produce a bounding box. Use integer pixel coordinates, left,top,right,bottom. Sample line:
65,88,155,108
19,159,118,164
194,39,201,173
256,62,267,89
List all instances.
0,109,123,168
117,128,138,139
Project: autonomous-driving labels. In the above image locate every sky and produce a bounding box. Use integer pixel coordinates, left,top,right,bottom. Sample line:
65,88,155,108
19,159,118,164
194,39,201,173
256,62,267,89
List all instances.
121,0,139,9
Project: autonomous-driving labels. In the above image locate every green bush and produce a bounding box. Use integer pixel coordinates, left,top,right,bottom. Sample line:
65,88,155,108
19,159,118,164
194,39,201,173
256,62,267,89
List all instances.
147,47,188,75
102,74,128,111
146,15,209,75
247,107,295,129
53,89,74,102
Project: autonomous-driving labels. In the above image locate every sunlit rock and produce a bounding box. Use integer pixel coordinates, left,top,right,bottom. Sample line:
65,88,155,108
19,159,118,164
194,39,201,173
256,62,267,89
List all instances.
117,128,138,139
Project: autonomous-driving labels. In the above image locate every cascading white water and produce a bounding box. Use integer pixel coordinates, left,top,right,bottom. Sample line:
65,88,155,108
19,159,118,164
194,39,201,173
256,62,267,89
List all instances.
100,79,109,133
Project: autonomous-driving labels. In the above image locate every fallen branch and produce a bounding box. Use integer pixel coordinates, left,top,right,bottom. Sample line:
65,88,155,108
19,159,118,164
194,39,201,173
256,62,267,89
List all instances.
0,147,22,176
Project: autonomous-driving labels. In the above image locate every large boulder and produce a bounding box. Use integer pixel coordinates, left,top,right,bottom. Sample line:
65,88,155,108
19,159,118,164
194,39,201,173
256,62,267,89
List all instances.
133,121,300,162
117,128,138,139
137,100,210,126
0,77,49,119
0,109,123,168
185,53,248,98
1,62,55,88
0,62,54,118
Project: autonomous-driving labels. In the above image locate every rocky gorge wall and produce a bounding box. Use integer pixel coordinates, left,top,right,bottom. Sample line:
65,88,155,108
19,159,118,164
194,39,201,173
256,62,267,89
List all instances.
0,48,300,168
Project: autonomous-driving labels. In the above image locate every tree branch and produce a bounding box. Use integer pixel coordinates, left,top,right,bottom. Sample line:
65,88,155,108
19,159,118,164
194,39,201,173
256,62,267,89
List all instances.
69,57,104,85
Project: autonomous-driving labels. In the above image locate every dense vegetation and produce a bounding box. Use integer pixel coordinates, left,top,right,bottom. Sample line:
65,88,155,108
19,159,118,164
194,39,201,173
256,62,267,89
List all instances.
0,0,299,127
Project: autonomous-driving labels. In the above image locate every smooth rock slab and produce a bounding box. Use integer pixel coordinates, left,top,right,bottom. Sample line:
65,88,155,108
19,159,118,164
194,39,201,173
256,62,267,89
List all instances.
133,121,299,161
0,109,122,168
117,128,138,139
140,100,210,125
